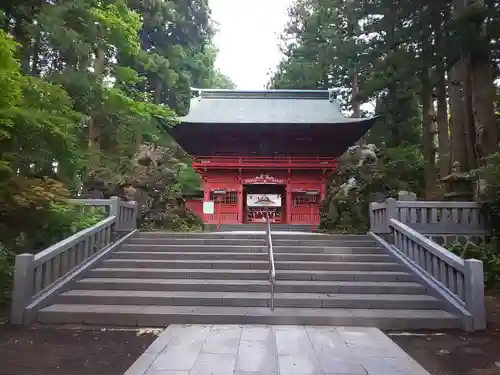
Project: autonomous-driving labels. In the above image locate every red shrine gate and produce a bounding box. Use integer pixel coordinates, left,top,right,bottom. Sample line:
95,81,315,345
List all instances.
168,89,376,227
191,156,338,225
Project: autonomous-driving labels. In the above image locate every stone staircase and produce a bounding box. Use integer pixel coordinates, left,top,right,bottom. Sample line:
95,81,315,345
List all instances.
204,223,315,232
37,231,461,329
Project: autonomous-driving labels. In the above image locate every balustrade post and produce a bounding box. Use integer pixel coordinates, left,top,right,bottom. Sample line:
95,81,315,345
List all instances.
10,254,35,324
464,259,486,330
130,201,138,229
109,196,120,230
369,202,376,232
385,198,397,234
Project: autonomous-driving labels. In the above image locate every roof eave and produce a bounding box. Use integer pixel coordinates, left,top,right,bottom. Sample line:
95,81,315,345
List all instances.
177,117,379,125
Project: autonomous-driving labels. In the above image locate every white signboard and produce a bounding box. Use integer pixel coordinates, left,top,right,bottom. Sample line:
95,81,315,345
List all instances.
203,201,215,214
247,194,282,207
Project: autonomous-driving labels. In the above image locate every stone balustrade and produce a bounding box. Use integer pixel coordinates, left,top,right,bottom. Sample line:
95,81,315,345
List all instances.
10,197,138,324
369,198,486,331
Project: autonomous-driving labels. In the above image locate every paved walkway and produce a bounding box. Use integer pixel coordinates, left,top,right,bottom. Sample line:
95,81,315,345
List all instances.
124,325,431,375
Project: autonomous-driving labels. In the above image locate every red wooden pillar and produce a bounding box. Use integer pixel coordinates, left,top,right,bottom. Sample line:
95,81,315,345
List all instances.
286,185,292,224
237,186,244,223
203,181,210,223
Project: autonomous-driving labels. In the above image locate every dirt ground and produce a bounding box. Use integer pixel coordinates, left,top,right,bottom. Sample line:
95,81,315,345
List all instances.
391,294,500,375
0,295,499,375
0,320,158,375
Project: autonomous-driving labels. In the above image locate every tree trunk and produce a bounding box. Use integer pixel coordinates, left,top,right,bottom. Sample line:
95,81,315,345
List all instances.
436,68,450,177
12,17,32,74
154,80,163,104
421,68,437,199
463,59,478,170
433,10,450,177
449,64,467,170
88,48,106,172
469,23,499,159
31,28,41,76
351,66,361,118
449,59,477,172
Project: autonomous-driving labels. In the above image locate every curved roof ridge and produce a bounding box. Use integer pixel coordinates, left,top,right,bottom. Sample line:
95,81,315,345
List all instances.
181,88,355,124
191,88,335,100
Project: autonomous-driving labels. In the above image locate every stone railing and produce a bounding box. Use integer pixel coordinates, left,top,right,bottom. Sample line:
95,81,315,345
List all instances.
369,198,486,331
69,197,137,232
10,197,138,324
370,198,486,235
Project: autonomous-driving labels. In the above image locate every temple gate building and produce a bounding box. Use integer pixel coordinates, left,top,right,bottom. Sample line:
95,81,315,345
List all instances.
168,89,376,227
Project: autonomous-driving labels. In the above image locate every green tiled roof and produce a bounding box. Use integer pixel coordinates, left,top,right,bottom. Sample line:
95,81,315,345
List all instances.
180,89,365,124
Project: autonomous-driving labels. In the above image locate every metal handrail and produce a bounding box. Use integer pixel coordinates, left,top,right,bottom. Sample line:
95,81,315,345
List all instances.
265,212,276,311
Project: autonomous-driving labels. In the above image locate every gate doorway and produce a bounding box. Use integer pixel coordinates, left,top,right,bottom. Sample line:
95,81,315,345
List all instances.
243,184,286,223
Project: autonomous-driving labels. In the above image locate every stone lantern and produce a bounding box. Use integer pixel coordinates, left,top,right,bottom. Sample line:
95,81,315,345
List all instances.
441,161,474,201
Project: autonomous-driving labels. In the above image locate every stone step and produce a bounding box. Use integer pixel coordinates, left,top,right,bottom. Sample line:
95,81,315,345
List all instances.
277,270,414,282
273,239,377,247
88,268,269,280
275,261,403,271
37,304,461,330
102,258,404,271
121,244,382,254
205,224,316,233
134,232,359,240
134,232,265,239
127,238,266,247
73,278,426,294
87,268,415,282
55,290,443,309
102,258,270,269
275,253,390,262
113,251,269,261
112,251,392,263
129,236,376,248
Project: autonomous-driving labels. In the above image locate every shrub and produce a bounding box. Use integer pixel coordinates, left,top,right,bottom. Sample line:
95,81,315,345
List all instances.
29,202,106,252
0,202,106,306
476,152,500,237
0,244,13,304
448,241,500,289
320,145,425,232
0,177,106,254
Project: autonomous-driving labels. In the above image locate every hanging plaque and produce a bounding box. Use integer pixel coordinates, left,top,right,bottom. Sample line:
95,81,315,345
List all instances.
243,174,285,185
247,194,282,207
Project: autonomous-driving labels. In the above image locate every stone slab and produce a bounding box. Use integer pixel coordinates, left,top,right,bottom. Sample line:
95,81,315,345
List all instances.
123,325,432,375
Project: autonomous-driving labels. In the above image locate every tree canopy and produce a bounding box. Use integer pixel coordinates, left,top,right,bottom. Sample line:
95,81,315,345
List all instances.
0,0,235,253
269,0,500,196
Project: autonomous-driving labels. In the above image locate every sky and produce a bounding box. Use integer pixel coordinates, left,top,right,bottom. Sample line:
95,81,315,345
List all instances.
209,0,294,89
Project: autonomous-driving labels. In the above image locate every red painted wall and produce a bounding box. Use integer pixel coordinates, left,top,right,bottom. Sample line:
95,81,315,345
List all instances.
186,199,204,219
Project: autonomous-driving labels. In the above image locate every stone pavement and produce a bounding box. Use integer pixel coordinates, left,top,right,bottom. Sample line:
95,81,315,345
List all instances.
124,325,431,375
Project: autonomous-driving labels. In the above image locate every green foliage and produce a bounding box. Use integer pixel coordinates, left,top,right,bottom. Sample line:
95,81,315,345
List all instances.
381,146,426,197
0,244,14,304
476,153,500,237
0,25,85,252
0,0,233,303
0,200,105,306
0,177,106,252
0,0,233,246
448,242,500,288
138,188,203,233
178,164,203,195
321,145,425,233
29,202,106,252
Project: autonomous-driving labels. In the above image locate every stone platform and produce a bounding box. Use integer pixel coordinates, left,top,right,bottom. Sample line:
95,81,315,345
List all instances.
124,325,431,375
